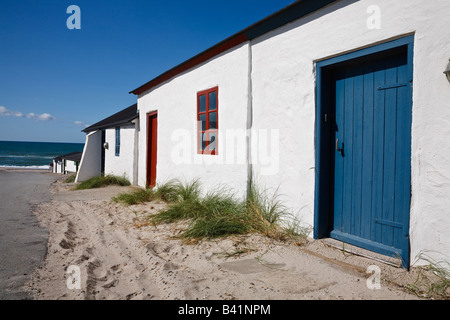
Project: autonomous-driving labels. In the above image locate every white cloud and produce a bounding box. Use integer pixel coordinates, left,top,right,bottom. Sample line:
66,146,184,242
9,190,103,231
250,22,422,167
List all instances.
38,113,55,121
0,106,55,121
73,120,83,126
27,112,55,121
0,106,24,118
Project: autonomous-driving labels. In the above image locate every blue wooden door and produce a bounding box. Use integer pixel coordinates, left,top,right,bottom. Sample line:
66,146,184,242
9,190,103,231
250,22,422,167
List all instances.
331,48,412,264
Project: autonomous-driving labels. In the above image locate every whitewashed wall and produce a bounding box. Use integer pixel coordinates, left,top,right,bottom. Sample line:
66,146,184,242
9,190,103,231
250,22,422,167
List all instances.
76,130,102,182
53,160,62,174
136,0,450,266
137,43,250,196
64,159,78,173
250,0,450,265
104,124,136,183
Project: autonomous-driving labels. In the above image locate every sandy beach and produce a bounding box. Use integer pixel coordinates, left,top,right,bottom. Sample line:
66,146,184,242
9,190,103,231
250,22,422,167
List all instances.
3,172,434,301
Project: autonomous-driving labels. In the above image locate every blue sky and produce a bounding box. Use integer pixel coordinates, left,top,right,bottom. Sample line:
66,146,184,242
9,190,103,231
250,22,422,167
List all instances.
0,0,295,143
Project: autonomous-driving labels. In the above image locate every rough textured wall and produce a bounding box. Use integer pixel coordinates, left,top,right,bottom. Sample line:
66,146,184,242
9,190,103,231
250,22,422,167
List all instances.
104,124,136,182
76,131,102,182
250,0,450,265
137,43,250,197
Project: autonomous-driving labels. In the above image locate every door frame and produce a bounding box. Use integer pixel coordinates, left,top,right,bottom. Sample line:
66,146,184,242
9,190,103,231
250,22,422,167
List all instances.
146,111,158,188
313,35,414,267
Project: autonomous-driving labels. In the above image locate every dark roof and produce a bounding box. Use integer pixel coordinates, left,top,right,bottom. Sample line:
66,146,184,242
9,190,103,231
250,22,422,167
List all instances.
130,0,337,95
54,151,82,162
83,104,138,133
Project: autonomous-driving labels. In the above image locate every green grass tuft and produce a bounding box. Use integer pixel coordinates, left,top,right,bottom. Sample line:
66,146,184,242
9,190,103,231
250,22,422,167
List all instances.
114,177,309,243
64,174,76,183
75,175,130,190
174,178,201,202
153,180,180,203
182,215,249,239
113,179,201,206
112,188,156,205
151,198,202,223
407,253,450,300
152,187,243,226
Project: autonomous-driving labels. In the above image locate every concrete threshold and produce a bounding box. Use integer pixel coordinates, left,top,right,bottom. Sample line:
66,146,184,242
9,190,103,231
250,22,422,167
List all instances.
321,238,403,268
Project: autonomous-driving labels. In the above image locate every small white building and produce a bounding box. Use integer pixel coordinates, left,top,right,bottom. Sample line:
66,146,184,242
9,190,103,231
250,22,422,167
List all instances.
128,0,450,268
76,104,139,184
53,151,82,175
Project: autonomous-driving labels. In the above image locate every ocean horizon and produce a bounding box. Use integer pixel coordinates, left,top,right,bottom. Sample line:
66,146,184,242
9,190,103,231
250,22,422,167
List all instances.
0,140,85,169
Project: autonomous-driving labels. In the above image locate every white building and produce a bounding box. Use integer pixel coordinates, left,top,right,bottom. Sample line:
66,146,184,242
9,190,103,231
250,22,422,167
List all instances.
76,104,139,184
53,151,82,175
128,0,450,268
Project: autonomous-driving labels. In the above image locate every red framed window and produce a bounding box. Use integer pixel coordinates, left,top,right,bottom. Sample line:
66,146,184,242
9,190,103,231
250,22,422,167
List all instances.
197,87,218,155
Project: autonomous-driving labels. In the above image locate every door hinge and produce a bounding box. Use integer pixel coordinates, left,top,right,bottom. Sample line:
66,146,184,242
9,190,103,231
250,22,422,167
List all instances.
378,82,408,90
374,218,403,229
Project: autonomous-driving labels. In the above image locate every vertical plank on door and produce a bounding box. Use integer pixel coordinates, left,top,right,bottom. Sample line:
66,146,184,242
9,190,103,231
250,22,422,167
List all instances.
372,58,386,245
342,73,354,234
394,53,410,251
361,63,375,240
382,58,399,248
333,74,345,232
351,65,364,237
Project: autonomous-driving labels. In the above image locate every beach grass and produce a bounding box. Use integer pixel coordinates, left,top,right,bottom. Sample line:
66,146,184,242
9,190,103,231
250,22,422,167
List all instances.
115,178,309,242
64,174,76,183
152,187,242,224
112,188,156,205
75,175,131,190
182,215,249,239
113,179,200,205
407,253,450,300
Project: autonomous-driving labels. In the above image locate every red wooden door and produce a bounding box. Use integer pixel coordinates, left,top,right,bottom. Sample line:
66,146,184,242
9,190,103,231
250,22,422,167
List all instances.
146,112,157,188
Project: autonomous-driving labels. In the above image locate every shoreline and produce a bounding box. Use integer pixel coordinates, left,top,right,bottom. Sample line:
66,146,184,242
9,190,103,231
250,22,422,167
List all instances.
0,167,52,173
0,166,55,176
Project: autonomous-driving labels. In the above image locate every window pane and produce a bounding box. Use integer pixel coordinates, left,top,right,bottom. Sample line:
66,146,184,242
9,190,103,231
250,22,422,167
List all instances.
199,114,206,131
209,91,217,110
198,133,206,151
209,112,217,129
208,131,217,153
199,95,206,112
115,127,120,156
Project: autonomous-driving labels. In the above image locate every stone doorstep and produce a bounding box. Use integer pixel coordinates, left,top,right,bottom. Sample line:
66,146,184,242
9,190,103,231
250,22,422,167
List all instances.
321,238,403,268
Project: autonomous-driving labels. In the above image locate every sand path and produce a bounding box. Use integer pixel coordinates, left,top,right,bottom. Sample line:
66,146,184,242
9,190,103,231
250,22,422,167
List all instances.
26,178,423,300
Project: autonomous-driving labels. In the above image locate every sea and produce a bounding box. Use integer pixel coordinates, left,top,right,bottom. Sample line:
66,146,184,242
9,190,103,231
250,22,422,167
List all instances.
0,141,85,170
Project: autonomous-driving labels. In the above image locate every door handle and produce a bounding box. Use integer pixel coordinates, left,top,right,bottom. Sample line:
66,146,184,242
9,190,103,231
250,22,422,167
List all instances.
336,138,344,153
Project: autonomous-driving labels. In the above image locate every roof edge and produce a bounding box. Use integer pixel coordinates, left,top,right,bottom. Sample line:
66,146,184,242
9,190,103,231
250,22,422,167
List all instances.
82,103,138,133
130,33,248,95
82,119,137,133
130,0,338,96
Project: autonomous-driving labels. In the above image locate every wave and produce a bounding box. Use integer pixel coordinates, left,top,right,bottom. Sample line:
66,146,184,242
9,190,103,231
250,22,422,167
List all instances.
0,155,54,159
0,165,50,170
